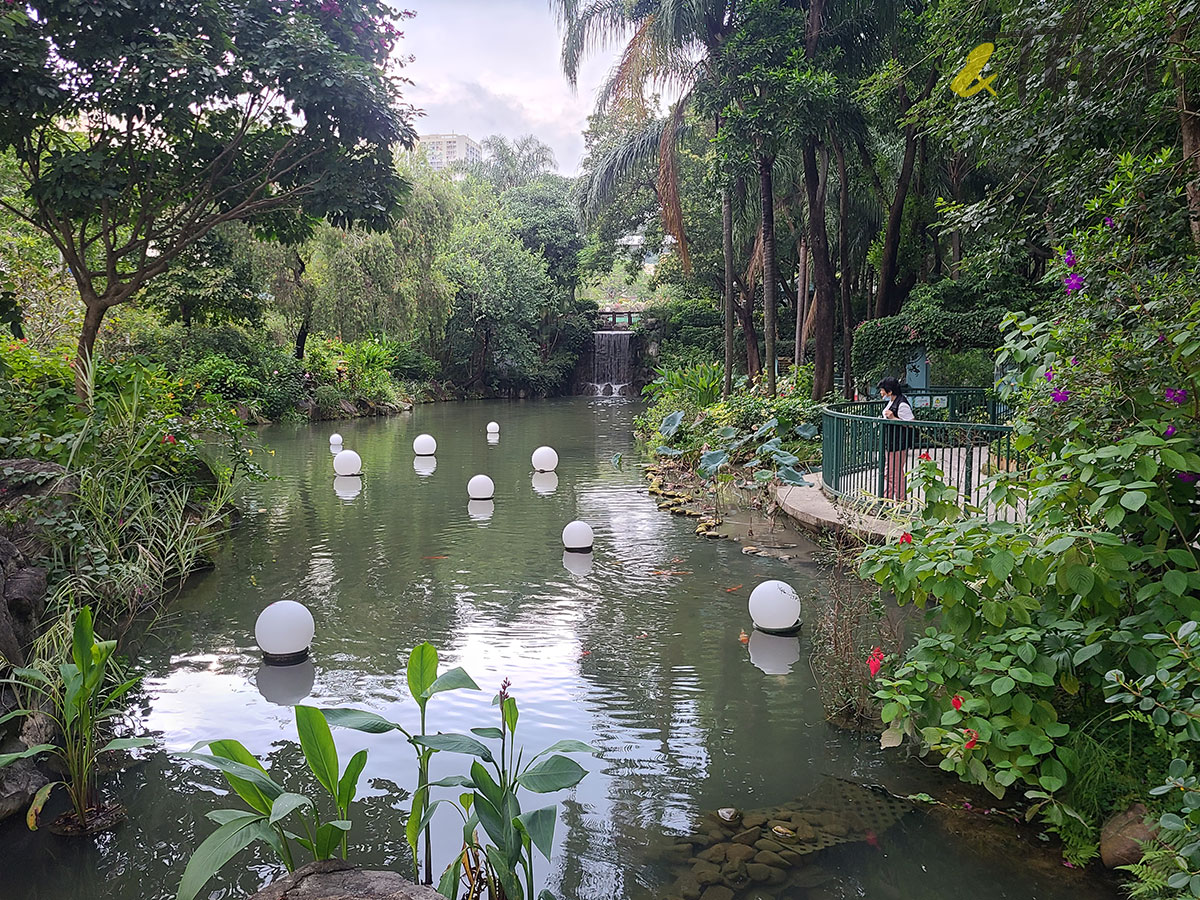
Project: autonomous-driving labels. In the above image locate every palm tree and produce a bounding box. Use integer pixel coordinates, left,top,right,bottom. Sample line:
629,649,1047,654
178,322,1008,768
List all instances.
471,134,558,191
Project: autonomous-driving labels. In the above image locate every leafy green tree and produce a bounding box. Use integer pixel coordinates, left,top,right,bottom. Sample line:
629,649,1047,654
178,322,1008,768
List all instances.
0,0,417,396
471,135,558,192
501,176,584,299
140,226,262,329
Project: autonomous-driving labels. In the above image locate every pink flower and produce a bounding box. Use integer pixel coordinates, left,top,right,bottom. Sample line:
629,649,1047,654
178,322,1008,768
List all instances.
1051,389,1071,403
951,695,963,710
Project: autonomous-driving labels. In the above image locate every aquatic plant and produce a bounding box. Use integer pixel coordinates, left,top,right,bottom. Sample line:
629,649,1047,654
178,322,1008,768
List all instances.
174,705,370,900
0,606,153,833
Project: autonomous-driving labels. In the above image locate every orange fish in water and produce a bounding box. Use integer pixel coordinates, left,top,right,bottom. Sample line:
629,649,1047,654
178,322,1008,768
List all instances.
671,557,683,563
580,650,591,657
725,584,743,593
422,556,449,560
738,630,750,644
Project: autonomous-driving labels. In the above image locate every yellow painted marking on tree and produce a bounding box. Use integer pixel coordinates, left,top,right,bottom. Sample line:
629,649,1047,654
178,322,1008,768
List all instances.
951,43,999,98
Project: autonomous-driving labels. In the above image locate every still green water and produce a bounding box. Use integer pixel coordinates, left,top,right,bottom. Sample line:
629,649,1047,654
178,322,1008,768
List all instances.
0,399,1115,900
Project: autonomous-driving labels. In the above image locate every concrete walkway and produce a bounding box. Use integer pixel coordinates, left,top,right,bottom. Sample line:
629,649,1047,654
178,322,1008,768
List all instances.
774,473,905,544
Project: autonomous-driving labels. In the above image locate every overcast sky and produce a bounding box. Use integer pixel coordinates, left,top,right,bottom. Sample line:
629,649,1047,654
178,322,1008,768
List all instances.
400,1,622,175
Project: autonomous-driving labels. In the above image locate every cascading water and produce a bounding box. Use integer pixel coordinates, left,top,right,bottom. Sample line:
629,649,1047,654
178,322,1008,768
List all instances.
587,330,633,396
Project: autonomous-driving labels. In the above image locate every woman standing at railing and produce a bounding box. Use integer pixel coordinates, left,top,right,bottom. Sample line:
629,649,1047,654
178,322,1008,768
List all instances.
878,377,915,501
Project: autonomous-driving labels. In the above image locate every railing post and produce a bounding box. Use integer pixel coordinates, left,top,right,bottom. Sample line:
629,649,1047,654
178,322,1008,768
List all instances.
876,420,887,499
963,433,975,510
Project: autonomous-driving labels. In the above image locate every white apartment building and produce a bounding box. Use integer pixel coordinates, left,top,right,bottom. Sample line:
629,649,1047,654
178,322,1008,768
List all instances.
417,133,482,171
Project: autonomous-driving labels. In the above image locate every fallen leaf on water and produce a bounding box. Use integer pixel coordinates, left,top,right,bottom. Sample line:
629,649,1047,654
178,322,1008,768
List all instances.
725,584,743,593
671,557,682,563
579,650,591,657
738,630,750,644
422,556,449,560
636,633,648,639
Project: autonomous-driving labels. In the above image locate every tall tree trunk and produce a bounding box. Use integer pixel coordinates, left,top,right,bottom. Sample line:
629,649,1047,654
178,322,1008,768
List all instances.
803,140,837,400
795,237,808,366
75,292,106,400
722,187,735,398
833,137,854,400
759,153,778,397
737,283,762,379
294,312,310,361
1173,19,1200,244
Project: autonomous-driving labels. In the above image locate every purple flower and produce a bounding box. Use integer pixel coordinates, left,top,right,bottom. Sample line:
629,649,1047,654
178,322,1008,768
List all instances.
1063,250,1077,268
1158,334,1167,343
1104,217,1115,228
1166,388,1189,405
1165,425,1177,438
1064,273,1084,293
1044,368,1054,382
1179,473,1199,483
1070,357,1078,366
1052,388,1071,403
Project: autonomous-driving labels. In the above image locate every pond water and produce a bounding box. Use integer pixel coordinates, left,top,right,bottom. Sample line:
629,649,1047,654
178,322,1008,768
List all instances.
0,399,1117,900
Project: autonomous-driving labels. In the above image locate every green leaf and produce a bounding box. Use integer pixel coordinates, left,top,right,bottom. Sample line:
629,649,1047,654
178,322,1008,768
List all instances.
777,466,812,487
471,760,503,808
412,733,495,762
989,550,1015,580
437,856,462,900
97,737,154,754
502,697,519,733
795,423,819,440
655,446,683,457
295,706,340,800
429,774,475,788
486,844,523,900
179,743,283,814
407,643,439,705
423,666,480,700
534,739,599,757
517,754,588,793
26,780,58,830
338,749,368,810
516,805,557,861
991,676,1015,695
269,792,314,826
0,743,54,768
473,792,509,848
321,707,403,735
659,411,684,437
698,450,729,477
1065,566,1095,595
314,820,352,860
176,814,270,900
1072,643,1104,666
1165,570,1188,596
1120,490,1147,511
471,727,503,739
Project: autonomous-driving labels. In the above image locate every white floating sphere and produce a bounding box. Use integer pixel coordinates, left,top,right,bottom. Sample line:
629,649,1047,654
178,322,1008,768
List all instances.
748,580,802,634
329,444,341,456
254,600,315,663
562,550,594,577
329,432,342,445
413,456,437,477
255,658,316,706
487,433,500,445
487,421,500,434
413,434,437,456
532,446,559,473
531,471,558,496
333,449,362,476
333,475,362,501
468,474,495,500
467,499,494,521
562,520,594,553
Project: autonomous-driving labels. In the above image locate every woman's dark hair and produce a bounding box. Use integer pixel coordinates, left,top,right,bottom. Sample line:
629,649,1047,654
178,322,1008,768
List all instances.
877,377,908,396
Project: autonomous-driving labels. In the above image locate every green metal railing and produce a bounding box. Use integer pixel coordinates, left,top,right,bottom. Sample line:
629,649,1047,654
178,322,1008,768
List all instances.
821,388,1020,521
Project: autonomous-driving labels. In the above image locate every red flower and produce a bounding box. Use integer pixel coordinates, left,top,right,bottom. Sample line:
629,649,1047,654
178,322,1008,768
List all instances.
899,532,913,544
867,647,885,677
162,434,176,444
963,728,979,750
918,452,931,461
951,694,963,710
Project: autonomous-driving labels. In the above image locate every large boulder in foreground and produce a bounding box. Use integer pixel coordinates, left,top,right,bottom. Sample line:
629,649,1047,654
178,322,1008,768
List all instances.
249,861,443,900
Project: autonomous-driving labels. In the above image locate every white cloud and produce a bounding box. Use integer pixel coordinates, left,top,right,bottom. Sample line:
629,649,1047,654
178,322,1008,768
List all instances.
398,0,623,174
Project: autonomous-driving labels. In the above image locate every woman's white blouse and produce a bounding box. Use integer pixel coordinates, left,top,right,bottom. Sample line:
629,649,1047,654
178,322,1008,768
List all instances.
884,399,915,421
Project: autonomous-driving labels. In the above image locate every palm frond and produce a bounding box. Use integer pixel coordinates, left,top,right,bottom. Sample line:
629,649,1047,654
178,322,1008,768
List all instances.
577,118,672,221
658,92,693,272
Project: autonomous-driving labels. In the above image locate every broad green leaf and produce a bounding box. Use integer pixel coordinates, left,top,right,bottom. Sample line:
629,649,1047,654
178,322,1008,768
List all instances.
268,792,314,826
795,423,819,440
429,774,475,788
295,706,340,800
486,844,523,900
698,450,729,477
412,733,494,762
321,707,403,734
502,697,518,733
989,550,1015,580
1120,490,1147,511
659,411,684,437
471,760,503,807
516,805,557,861
26,780,58,830
777,466,812,487
179,744,282,814
471,727,503,739
314,820,352,860
473,792,509,848
1165,570,1188,596
0,743,54,768
517,754,588,793
534,739,598,757
206,809,263,825
991,676,1015,695
655,446,683,457
338,749,368,810
407,643,439,705
423,666,480,700
437,856,462,900
176,814,270,900
98,737,154,754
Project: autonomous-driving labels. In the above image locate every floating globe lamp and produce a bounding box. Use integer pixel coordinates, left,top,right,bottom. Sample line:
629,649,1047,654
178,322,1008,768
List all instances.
329,433,342,445
254,600,315,665
562,520,593,553
748,580,801,635
531,471,558,495
255,658,316,706
333,475,362,501
413,434,437,456
413,456,437,477
487,422,500,434
747,630,801,676
467,499,494,521
468,474,495,500
562,550,594,577
532,446,559,473
333,449,362,477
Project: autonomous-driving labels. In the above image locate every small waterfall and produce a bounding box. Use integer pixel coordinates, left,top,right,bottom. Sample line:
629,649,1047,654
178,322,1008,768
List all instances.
587,330,633,396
